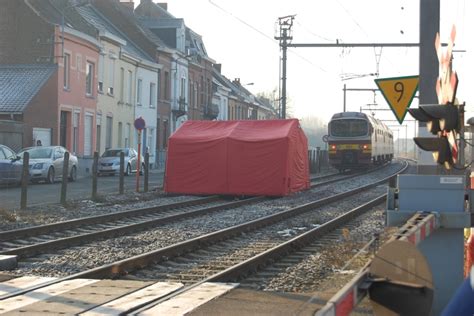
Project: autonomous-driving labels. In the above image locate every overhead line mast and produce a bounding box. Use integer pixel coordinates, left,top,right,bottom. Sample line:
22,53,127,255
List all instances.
275,18,422,119
274,15,295,119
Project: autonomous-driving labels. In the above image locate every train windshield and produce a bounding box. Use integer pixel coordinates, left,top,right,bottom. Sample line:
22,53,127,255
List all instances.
330,119,368,137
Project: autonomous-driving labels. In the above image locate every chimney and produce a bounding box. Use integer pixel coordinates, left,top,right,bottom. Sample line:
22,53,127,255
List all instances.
213,63,222,73
157,3,168,10
234,78,241,85
119,0,134,12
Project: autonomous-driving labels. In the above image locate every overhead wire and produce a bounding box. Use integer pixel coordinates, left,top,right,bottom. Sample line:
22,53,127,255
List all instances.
294,20,334,42
207,0,327,73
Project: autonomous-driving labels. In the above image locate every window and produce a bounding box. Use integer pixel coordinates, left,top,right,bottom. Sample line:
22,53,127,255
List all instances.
63,53,70,89
180,78,186,99
200,76,204,105
194,83,198,109
207,78,211,104
73,112,80,154
150,82,156,107
98,54,104,93
86,62,94,96
2,147,14,159
118,122,123,147
164,71,169,100
105,116,113,150
127,70,133,104
96,115,101,153
125,123,131,147
84,114,93,156
189,81,193,109
330,119,368,137
137,79,142,105
120,67,124,102
108,56,115,95
163,119,168,149
157,69,161,100
147,128,153,154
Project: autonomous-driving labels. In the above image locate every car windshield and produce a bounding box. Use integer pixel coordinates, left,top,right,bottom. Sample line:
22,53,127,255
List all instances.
102,149,127,157
20,148,53,159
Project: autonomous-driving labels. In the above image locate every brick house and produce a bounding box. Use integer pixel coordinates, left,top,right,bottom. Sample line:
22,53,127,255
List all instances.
0,0,100,174
0,65,57,151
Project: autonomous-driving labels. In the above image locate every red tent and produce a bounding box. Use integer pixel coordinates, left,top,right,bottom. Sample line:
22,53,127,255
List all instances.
164,119,310,196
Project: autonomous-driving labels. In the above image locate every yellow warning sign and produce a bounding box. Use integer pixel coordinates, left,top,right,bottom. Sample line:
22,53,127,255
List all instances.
375,76,419,124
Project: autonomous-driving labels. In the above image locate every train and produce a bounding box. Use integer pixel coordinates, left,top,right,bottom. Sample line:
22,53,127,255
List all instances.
327,112,394,172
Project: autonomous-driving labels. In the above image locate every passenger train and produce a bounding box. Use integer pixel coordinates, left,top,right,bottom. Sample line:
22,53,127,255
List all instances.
327,112,394,172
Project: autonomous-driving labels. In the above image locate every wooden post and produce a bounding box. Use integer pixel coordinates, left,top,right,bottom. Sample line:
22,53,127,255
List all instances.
60,152,69,205
92,152,98,201
119,151,124,195
144,152,149,193
20,152,29,210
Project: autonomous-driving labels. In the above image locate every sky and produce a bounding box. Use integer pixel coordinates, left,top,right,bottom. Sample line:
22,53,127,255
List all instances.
132,0,473,140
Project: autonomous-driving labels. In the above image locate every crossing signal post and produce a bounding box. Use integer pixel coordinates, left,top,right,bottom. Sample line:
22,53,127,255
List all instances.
409,102,463,170
410,25,464,171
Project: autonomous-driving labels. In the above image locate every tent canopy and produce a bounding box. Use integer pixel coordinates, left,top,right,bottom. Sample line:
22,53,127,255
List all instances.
164,119,310,196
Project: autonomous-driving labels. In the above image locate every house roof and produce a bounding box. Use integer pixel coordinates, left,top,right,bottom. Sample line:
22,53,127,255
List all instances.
138,17,184,29
27,0,97,38
186,27,208,57
135,0,176,19
0,64,57,113
76,5,153,62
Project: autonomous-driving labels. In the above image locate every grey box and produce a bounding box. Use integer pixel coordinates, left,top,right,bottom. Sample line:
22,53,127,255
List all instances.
398,175,466,213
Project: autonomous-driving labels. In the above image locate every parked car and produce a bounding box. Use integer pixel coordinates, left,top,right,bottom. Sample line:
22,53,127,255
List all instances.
0,144,22,185
98,148,144,176
18,146,78,184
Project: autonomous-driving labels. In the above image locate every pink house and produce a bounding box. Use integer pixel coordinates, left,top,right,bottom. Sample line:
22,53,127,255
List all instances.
56,26,100,164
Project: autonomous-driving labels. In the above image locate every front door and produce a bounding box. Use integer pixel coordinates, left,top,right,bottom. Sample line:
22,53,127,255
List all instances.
60,111,68,148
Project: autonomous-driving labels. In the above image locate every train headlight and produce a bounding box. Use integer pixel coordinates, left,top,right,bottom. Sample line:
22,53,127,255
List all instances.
330,145,337,150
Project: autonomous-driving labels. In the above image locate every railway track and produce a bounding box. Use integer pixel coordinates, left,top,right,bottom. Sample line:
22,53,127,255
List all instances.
0,160,407,313
0,167,381,259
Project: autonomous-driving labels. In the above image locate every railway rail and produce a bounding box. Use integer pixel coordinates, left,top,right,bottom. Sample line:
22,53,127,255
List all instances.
0,160,407,314
0,166,383,259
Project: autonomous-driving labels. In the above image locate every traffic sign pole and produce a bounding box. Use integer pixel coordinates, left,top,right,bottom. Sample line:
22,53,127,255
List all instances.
136,130,141,193
134,117,146,193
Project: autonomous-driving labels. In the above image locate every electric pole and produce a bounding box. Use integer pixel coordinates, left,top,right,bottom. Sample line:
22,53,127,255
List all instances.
275,15,295,119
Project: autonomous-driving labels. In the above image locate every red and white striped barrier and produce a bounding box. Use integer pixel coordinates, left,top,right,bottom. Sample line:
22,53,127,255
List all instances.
316,212,439,316
393,213,437,246
316,264,370,316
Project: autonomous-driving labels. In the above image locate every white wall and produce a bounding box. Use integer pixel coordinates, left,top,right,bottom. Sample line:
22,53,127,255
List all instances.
135,66,158,164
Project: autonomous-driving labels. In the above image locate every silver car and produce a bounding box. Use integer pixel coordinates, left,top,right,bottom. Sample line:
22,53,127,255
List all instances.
18,146,78,184
97,148,144,176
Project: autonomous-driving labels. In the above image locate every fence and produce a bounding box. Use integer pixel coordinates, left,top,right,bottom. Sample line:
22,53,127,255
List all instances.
308,148,329,173
1,148,328,211
0,151,165,211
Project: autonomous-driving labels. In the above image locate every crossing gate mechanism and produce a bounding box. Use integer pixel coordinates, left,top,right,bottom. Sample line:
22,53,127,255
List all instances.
317,212,436,316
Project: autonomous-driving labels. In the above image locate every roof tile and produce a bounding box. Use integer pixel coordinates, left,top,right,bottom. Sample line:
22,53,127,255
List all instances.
0,64,56,113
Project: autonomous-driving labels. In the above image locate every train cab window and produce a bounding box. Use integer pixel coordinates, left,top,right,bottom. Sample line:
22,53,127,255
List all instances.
330,119,368,137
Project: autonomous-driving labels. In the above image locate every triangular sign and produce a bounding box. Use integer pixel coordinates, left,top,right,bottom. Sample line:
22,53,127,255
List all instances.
375,76,419,124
